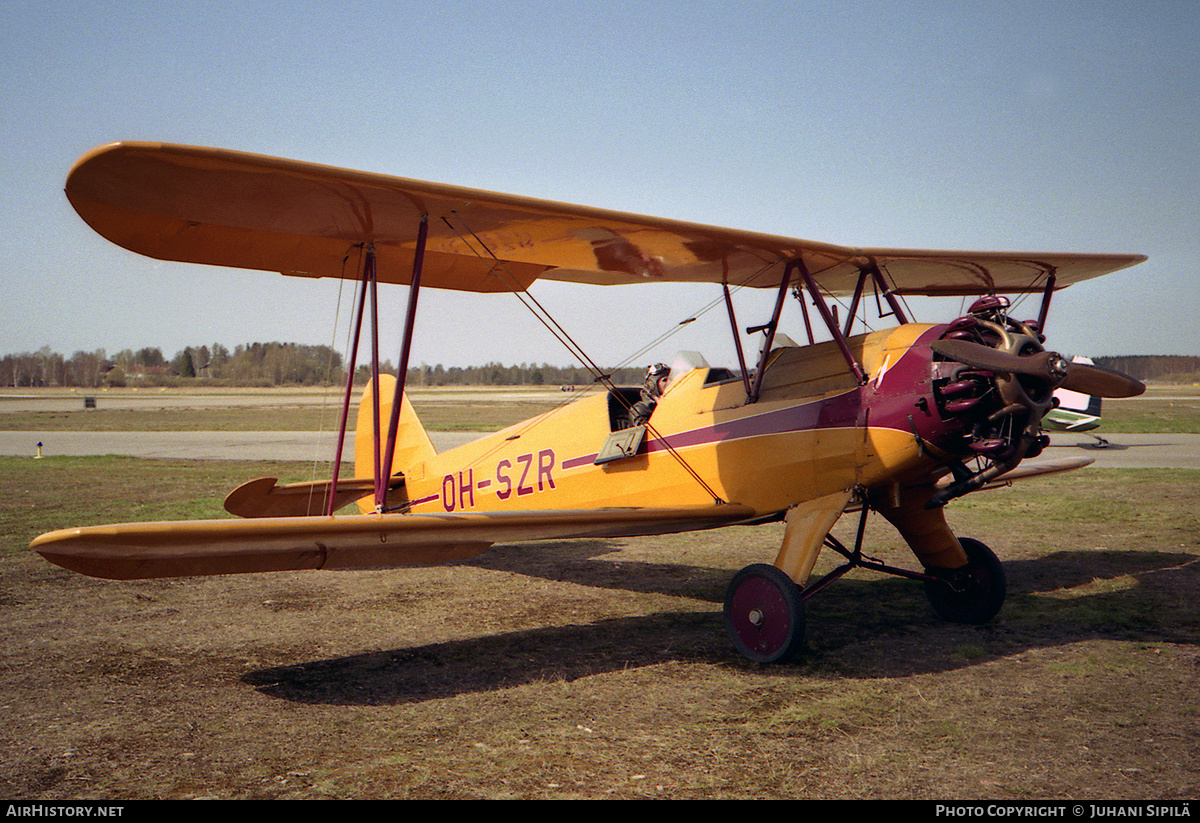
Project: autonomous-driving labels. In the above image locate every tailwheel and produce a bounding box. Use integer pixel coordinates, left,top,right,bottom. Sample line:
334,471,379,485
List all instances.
723,563,805,664
923,537,1006,624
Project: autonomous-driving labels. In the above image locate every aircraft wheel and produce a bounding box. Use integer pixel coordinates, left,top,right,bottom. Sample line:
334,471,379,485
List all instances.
923,537,1007,624
724,563,805,664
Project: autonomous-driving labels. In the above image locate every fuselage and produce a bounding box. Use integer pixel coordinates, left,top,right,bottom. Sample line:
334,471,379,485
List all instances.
397,323,965,519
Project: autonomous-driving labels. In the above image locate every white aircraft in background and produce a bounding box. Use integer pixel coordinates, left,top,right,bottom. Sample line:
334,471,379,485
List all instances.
1043,356,1110,446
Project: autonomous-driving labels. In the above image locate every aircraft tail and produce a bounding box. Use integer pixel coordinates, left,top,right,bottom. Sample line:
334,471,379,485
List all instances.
1054,357,1103,419
354,374,436,513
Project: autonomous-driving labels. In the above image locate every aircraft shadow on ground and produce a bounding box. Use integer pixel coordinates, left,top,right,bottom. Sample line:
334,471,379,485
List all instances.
1071,441,1129,451
242,544,1198,705
461,539,733,601
1053,435,1196,452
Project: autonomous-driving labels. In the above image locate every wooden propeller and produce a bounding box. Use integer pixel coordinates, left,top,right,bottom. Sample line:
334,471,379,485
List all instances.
929,339,1145,398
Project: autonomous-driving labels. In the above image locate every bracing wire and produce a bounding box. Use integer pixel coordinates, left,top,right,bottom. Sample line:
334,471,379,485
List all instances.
438,213,727,504
309,245,357,514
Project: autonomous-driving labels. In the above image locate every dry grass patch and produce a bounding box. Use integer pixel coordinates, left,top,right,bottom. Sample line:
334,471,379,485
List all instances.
2,459,1198,798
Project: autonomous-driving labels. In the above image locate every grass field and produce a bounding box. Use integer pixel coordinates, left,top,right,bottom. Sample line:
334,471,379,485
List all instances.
4,383,1198,433
3,454,1198,799
3,384,1198,799
0,386,574,432
1093,385,1200,433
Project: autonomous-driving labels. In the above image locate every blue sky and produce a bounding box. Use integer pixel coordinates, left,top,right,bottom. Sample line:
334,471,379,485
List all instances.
3,1,1197,370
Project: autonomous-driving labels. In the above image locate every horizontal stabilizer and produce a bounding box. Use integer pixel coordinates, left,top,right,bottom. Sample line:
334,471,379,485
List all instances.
223,476,405,518
32,504,756,581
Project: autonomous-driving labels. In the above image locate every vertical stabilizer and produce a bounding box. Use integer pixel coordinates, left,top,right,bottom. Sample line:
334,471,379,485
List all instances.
354,374,436,513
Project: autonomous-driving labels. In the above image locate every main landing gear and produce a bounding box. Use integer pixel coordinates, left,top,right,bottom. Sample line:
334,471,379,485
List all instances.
922,537,1006,624
722,507,1007,664
723,563,806,664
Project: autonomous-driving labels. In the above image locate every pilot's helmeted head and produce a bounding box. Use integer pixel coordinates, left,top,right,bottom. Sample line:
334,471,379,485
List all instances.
644,363,671,399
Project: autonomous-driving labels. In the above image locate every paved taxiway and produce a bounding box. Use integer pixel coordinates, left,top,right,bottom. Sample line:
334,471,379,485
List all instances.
2,429,1198,469
0,389,555,413
0,430,480,461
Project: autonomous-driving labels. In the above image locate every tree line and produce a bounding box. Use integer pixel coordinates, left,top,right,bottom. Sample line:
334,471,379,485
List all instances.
1093,355,1200,384
1,343,345,388
6,344,1192,388
390,362,646,387
1,343,646,388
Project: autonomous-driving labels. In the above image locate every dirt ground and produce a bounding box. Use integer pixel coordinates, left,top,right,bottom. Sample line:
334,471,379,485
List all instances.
3,466,1199,799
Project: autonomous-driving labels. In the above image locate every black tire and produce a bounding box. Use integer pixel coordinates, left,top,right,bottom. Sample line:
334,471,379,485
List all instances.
923,537,1007,624
723,563,805,663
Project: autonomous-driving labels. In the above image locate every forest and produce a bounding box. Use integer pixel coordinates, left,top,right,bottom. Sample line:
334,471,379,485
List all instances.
0,343,648,388
2,344,1196,389
1092,355,1200,384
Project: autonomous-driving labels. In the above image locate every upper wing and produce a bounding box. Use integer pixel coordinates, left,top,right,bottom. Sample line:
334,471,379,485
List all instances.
32,504,756,580
66,141,1146,296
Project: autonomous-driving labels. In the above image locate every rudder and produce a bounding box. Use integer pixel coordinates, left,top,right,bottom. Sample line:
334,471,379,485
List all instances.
354,374,437,513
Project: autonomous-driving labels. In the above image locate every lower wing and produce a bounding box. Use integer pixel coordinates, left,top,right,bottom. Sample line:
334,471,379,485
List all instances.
32,504,756,581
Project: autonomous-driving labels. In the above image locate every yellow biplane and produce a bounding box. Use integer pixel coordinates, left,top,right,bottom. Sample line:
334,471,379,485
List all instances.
33,142,1147,663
